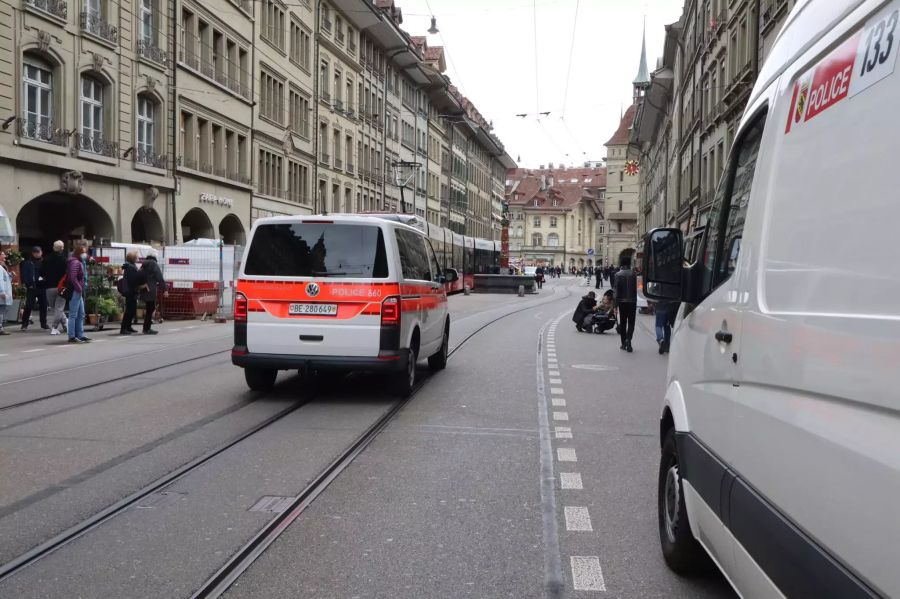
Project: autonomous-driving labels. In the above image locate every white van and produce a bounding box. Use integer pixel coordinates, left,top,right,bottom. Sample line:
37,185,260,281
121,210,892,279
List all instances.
232,215,457,395
642,1,900,596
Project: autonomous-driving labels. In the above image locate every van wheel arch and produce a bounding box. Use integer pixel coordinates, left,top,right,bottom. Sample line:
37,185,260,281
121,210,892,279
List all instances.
660,407,675,449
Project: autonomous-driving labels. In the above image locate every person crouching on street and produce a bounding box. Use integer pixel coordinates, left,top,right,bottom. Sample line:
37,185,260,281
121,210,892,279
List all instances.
120,252,147,335
139,251,168,335
572,291,597,332
43,240,68,335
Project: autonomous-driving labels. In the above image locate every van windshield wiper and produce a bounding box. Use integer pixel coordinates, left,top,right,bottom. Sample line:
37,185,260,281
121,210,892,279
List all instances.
312,271,364,276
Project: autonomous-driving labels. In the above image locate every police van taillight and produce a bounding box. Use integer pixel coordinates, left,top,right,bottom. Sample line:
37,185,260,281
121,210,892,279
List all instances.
381,296,400,326
234,292,248,322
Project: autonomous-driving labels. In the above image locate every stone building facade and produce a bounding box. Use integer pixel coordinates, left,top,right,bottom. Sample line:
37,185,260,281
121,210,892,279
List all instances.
0,0,514,251
632,0,797,245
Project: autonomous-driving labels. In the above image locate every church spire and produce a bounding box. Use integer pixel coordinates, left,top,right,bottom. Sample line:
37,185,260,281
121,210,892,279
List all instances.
633,17,651,104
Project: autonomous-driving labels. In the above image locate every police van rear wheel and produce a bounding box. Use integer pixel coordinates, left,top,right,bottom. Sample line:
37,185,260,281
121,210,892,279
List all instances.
245,367,277,391
394,347,417,397
428,325,449,371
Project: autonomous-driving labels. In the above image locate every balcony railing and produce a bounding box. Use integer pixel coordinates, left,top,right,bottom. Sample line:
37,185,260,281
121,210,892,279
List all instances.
135,147,167,169
321,91,331,104
607,211,638,221
77,132,118,157
81,11,118,44
24,0,67,21
137,38,168,66
334,99,343,112
178,157,198,170
229,172,252,186
17,115,68,146
198,161,213,174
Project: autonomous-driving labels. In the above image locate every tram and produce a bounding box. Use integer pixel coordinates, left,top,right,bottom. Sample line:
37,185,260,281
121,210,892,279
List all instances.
359,213,501,293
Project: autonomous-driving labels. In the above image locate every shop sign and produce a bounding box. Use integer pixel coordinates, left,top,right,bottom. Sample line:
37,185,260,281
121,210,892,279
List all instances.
199,193,234,208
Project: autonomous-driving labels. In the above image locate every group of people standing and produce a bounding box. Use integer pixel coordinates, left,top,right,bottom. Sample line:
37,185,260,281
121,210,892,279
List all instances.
572,256,641,353
0,242,167,341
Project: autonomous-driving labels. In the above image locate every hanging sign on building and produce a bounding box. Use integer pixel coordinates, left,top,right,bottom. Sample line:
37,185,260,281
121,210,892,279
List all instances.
199,193,234,208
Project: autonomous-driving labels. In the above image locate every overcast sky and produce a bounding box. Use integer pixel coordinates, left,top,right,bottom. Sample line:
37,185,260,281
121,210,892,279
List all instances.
396,0,684,169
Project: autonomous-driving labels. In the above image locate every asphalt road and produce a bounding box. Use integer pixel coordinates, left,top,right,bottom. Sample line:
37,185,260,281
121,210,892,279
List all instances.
0,278,736,598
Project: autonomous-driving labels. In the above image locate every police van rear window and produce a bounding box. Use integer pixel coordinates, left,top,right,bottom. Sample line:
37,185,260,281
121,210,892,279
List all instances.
244,223,389,278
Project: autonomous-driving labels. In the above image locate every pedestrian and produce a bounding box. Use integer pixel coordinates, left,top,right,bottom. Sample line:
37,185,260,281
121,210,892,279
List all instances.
119,251,146,335
0,249,13,336
614,256,638,352
43,240,68,335
65,242,91,343
20,246,48,330
535,266,545,289
572,291,597,332
595,266,603,289
139,250,168,335
655,300,673,354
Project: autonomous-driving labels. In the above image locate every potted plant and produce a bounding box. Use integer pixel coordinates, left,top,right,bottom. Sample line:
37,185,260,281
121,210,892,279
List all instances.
97,297,119,324
9,283,25,324
85,295,100,325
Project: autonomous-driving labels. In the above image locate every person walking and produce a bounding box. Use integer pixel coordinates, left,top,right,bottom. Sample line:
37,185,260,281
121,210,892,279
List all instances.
43,241,68,335
0,250,13,336
20,246,48,330
614,256,638,352
655,300,673,354
595,266,603,289
66,243,91,343
535,266,545,290
139,251,167,335
120,251,146,335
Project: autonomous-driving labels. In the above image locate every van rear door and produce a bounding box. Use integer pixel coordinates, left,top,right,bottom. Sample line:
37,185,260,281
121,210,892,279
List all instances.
238,221,391,358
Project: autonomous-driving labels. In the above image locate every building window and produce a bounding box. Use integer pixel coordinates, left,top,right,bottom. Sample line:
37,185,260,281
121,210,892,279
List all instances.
533,216,541,227
262,0,285,50
547,233,559,247
320,61,330,102
288,160,309,204
289,88,310,138
260,70,284,124
79,75,106,153
549,216,557,228
140,0,153,44
258,148,283,197
531,233,542,246
136,94,161,166
22,58,53,141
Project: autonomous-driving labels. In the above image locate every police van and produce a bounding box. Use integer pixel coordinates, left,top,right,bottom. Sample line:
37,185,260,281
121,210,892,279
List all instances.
232,215,457,395
642,0,900,596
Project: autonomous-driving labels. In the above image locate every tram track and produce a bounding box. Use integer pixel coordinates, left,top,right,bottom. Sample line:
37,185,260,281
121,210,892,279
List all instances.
0,284,576,593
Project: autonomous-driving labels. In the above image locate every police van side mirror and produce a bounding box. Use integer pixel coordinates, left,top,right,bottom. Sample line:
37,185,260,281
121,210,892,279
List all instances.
442,268,459,283
642,228,683,301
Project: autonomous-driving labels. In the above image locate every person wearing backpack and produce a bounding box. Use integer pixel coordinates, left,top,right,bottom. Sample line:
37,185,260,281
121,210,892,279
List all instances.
139,250,167,335
119,251,146,335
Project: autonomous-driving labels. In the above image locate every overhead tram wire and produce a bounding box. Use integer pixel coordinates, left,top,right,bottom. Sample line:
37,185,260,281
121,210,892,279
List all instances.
532,0,540,117
422,0,469,98
558,0,586,157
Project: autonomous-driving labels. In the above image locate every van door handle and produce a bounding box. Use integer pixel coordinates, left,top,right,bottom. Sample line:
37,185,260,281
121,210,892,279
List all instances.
715,330,733,344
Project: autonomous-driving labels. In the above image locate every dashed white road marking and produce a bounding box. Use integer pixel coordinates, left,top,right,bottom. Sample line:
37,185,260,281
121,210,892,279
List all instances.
557,447,577,462
560,473,583,490
549,377,562,384
0,353,8,357
555,426,572,439
552,411,568,421
571,556,606,591
550,387,564,395
564,506,593,531
169,328,182,332
551,398,566,407
549,370,560,376
22,348,45,353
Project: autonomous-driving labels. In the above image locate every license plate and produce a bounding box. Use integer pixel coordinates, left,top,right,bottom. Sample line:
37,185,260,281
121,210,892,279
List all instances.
288,303,338,316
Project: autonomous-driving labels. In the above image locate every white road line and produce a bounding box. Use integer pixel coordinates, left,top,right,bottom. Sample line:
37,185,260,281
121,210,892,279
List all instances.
549,378,562,384
551,398,566,407
564,506,593,531
552,411,568,421
184,326,197,329
557,447,577,462
550,387,564,395
555,426,572,440
549,370,560,376
22,348,45,353
168,328,182,332
571,557,606,591
560,473,583,490
0,354,8,357
548,359,558,365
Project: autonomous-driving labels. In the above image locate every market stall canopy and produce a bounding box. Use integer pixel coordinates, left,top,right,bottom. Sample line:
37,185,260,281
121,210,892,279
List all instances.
0,204,15,245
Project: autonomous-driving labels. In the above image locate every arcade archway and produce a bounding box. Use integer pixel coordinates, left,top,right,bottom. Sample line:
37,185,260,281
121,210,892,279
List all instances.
181,208,214,242
16,192,114,249
219,214,246,245
131,208,164,244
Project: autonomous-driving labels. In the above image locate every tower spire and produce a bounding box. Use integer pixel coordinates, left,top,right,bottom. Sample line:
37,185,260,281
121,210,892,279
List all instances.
633,17,651,104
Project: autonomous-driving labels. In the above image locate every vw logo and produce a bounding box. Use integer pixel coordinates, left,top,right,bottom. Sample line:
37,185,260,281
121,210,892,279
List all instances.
306,283,320,297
